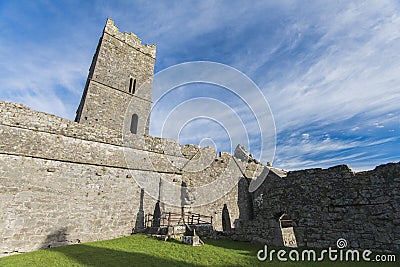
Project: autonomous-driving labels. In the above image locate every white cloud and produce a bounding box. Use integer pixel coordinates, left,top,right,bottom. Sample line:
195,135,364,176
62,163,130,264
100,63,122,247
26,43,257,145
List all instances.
0,32,91,119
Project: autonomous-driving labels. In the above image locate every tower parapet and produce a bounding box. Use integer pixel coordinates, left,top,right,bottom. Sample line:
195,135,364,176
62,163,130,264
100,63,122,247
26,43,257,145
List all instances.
104,18,156,59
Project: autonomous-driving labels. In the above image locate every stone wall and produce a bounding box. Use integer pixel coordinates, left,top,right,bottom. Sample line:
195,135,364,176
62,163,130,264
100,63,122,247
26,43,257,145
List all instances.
2,99,399,254
238,163,400,252
0,101,245,255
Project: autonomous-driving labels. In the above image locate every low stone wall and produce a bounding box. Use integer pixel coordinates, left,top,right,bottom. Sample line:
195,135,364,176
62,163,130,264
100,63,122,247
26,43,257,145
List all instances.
239,163,400,252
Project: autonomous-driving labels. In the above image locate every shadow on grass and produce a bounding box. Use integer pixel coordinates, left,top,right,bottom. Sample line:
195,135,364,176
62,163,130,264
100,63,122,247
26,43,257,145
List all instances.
52,244,203,267
203,238,259,253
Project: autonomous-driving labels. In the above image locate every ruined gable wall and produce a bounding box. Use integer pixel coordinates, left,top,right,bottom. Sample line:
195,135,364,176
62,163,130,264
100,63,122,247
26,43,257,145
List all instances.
238,163,400,252
0,101,244,255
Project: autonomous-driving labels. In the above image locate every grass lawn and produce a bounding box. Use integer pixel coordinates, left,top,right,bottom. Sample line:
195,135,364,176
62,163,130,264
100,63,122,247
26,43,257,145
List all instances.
0,234,397,266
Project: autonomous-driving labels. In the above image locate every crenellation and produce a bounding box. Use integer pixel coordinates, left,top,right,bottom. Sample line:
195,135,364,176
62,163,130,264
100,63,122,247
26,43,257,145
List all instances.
104,18,156,59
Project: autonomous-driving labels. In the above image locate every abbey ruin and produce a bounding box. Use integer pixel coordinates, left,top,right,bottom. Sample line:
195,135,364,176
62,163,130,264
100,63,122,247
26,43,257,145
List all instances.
0,18,399,256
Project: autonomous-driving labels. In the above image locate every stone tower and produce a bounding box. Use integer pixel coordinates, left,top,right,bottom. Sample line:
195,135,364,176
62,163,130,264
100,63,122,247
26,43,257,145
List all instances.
75,18,156,135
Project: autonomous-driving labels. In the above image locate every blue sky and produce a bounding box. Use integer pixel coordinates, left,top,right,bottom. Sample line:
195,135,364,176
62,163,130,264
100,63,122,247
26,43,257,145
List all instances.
0,0,399,171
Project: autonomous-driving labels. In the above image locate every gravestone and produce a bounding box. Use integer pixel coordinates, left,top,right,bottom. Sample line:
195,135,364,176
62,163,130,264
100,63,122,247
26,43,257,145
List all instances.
153,201,161,227
222,204,232,231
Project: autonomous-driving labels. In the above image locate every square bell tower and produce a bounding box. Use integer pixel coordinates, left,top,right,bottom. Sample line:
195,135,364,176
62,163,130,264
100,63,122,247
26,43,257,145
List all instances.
75,18,156,135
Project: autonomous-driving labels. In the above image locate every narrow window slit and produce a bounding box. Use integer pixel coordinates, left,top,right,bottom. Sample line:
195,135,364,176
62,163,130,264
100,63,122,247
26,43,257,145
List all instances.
132,79,136,94
129,78,133,93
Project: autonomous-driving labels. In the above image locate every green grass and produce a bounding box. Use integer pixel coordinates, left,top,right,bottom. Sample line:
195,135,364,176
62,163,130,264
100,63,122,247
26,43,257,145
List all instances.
0,234,397,266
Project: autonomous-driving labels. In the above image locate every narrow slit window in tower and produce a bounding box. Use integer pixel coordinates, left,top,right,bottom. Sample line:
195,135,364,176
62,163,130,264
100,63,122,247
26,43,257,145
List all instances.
130,114,138,134
129,78,133,93
132,79,136,94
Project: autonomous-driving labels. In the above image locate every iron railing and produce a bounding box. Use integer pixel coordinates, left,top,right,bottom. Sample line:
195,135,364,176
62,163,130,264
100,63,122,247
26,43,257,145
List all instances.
145,212,213,228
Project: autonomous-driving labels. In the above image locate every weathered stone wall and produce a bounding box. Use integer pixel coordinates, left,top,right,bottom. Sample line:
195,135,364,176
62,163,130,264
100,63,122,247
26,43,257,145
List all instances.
0,154,146,252
238,163,400,252
0,101,244,255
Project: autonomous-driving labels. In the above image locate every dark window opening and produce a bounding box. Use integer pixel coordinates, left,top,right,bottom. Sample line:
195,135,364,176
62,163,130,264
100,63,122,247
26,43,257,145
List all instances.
132,79,136,94
129,78,133,93
130,114,138,134
129,78,137,94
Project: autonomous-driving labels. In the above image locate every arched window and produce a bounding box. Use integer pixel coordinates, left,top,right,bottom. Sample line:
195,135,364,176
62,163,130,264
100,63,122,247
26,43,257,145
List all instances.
130,114,138,134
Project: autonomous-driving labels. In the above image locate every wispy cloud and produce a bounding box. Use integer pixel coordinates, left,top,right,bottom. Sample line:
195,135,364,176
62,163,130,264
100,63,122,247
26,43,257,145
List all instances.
260,1,400,129
242,1,400,170
0,41,87,118
0,0,100,119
